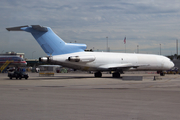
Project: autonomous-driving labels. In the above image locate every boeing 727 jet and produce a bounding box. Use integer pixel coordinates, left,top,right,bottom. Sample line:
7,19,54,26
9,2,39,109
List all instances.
6,25,174,77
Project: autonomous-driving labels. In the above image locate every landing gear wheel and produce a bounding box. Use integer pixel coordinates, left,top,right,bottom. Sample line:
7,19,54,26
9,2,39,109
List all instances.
160,72,165,76
94,71,102,77
112,72,120,78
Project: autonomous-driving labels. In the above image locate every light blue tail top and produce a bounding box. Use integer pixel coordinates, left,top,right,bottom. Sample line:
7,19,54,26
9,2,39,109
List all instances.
6,25,87,56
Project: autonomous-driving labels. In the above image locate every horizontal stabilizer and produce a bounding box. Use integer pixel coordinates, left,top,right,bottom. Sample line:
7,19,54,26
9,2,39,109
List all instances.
6,25,48,32
6,25,29,31
31,25,48,32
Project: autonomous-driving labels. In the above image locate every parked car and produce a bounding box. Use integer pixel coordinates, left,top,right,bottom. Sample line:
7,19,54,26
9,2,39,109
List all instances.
8,71,29,79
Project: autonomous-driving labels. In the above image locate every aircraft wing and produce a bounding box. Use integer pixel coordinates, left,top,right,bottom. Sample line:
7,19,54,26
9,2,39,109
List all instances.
99,63,149,70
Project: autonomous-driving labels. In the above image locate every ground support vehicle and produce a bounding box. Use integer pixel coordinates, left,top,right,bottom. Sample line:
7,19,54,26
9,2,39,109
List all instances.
8,71,28,79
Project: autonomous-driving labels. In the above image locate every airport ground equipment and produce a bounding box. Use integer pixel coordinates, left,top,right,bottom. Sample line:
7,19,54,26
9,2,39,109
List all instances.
8,71,28,79
0,60,13,73
39,72,54,76
165,67,179,74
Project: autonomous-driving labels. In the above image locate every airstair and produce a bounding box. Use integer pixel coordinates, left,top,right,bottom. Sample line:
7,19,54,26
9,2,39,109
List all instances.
0,60,13,73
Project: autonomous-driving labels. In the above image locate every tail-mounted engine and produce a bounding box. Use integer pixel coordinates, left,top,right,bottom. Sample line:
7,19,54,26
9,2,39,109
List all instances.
68,56,95,62
39,57,51,62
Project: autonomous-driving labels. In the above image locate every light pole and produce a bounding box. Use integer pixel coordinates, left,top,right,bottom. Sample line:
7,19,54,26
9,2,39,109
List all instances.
137,45,139,53
32,51,36,59
106,36,108,52
160,44,161,55
176,39,178,56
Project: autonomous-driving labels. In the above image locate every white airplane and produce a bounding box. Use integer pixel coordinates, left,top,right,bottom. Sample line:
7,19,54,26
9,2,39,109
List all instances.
6,25,174,77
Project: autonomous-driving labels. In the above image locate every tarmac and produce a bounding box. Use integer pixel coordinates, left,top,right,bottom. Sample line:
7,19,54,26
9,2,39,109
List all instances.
0,72,180,120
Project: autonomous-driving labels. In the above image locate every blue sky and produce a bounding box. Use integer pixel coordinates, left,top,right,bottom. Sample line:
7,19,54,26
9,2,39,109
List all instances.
0,0,180,58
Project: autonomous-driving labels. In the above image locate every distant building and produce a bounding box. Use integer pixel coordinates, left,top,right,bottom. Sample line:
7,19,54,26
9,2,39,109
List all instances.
1,51,25,58
173,59,180,69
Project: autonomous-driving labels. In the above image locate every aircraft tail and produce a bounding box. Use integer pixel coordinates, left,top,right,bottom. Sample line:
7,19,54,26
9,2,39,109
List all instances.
6,25,87,56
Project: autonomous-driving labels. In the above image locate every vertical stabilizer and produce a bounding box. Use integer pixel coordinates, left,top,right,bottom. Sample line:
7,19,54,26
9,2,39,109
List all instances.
6,25,87,56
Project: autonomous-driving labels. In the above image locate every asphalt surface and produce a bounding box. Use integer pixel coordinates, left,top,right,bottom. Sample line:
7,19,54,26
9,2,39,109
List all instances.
0,72,180,120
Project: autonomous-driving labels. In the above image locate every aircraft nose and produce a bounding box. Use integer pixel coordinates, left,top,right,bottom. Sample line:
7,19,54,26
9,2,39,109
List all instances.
169,61,174,69
166,61,174,70
163,58,174,70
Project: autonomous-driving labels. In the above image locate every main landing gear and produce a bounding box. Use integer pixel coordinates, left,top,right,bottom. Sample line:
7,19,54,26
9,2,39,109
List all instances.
94,71,102,77
160,72,165,76
94,71,121,78
112,72,120,78
157,71,165,76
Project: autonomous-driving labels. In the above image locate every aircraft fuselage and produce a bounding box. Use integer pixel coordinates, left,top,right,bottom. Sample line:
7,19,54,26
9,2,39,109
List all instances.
43,52,174,72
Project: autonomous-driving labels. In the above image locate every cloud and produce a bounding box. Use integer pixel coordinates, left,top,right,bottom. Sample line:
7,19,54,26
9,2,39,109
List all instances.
0,0,180,58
